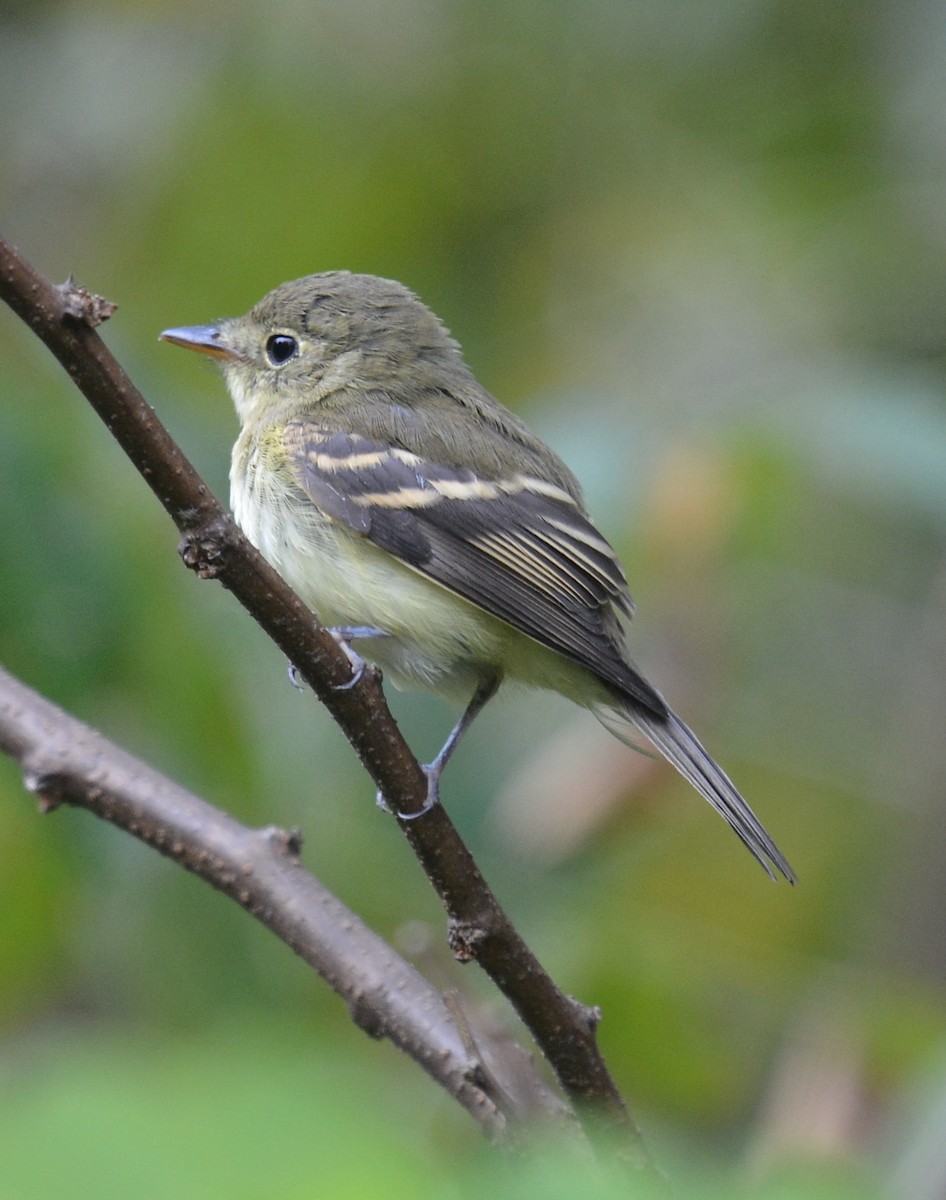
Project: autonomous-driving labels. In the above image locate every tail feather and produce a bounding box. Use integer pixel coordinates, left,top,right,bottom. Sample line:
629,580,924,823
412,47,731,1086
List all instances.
596,704,795,883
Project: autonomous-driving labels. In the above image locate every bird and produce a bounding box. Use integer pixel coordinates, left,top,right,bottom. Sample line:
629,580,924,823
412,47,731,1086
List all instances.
161,271,794,881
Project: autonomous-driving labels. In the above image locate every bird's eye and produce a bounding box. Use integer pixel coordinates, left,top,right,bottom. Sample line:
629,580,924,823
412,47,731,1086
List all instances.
265,333,299,366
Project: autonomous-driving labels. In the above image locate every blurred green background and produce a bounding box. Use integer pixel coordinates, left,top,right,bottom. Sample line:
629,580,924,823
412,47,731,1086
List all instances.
2,1,945,1196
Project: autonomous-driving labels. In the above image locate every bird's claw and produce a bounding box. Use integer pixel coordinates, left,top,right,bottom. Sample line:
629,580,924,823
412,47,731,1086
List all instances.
328,626,376,691
378,765,443,821
333,657,366,691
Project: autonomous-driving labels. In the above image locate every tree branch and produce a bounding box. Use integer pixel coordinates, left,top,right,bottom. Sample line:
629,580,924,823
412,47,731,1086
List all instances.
0,663,578,1138
0,235,655,1171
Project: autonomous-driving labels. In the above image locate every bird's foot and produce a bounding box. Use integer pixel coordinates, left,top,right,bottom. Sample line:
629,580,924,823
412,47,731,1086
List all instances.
327,625,388,691
377,762,443,821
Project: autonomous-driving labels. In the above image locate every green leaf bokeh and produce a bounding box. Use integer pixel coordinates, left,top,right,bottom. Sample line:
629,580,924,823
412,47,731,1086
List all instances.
3,1,945,1194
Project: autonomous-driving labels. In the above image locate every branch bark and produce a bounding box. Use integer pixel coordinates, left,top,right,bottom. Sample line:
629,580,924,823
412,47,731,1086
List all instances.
0,235,657,1174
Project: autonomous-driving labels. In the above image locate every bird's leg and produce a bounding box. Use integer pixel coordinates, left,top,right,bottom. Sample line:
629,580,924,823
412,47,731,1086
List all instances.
425,674,502,783
288,626,389,692
392,673,502,820
331,625,391,642
327,625,389,691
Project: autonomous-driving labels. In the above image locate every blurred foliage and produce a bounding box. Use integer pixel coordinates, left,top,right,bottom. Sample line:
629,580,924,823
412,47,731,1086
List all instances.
3,0,946,1194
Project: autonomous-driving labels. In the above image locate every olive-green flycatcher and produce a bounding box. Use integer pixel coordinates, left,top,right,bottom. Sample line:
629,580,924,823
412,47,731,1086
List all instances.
162,271,793,881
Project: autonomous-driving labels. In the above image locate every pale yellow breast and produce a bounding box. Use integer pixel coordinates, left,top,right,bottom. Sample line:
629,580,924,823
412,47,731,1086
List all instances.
230,429,503,695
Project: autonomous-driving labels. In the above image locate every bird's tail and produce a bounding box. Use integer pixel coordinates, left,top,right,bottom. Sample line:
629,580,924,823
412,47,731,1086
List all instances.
595,702,795,882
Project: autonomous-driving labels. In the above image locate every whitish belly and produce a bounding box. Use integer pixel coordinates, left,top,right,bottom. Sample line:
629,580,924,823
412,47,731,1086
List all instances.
233,473,505,695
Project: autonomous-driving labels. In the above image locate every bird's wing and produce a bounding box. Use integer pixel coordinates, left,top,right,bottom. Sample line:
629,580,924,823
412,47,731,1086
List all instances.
284,422,665,712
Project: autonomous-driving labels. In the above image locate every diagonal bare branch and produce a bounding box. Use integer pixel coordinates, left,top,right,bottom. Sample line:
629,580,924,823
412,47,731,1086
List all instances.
0,235,657,1172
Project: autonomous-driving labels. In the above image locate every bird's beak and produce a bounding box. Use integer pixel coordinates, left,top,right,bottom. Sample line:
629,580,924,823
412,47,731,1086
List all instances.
159,324,241,361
